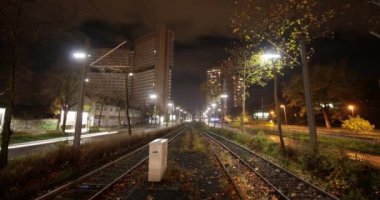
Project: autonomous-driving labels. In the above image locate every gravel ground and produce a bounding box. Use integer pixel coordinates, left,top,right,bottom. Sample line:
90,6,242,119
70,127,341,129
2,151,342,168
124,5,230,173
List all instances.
101,128,240,200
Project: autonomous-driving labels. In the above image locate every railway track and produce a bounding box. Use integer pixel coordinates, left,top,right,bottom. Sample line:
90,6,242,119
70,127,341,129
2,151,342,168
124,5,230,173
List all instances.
202,129,339,200
36,127,186,200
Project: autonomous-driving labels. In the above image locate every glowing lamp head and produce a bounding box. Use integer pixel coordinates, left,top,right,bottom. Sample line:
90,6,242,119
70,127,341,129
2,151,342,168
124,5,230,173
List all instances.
262,53,281,61
149,94,157,99
73,52,87,60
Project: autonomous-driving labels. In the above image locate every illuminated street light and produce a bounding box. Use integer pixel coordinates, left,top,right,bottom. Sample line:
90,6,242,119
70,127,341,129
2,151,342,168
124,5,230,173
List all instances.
220,93,228,128
150,94,157,99
261,53,281,61
348,105,355,116
220,94,228,99
261,52,286,149
128,72,134,77
149,94,158,124
85,78,90,82
72,50,89,150
73,52,87,59
280,104,288,126
211,103,217,108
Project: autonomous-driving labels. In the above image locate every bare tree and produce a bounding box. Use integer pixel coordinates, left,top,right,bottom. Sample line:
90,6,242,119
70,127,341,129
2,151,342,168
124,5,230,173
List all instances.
0,0,71,168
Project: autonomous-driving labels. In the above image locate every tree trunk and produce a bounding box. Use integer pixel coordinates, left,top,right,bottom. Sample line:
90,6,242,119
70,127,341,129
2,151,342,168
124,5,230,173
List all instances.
322,109,331,129
62,107,68,133
98,102,104,127
56,108,62,131
0,27,18,168
118,106,122,127
300,36,318,154
125,74,132,135
241,77,246,133
274,72,285,152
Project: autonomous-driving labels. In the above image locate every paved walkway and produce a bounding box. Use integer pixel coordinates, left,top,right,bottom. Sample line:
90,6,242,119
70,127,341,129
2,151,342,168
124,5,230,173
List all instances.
7,124,175,159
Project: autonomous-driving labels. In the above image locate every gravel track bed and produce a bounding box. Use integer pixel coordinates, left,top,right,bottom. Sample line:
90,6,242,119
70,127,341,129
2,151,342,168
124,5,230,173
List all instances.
36,128,185,200
204,130,338,200
100,128,240,200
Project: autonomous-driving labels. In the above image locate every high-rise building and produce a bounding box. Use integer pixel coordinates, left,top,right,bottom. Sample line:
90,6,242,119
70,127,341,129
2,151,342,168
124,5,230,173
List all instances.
206,67,223,101
231,75,244,107
132,25,174,112
86,48,133,100
86,25,174,116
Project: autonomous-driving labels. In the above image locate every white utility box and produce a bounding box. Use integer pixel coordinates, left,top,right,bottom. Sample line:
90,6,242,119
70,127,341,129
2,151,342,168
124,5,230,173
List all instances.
148,138,168,182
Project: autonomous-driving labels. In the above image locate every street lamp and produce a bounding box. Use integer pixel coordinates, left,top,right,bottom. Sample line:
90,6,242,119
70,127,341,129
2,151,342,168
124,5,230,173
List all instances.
280,104,288,126
167,102,173,126
220,94,228,128
150,94,158,124
176,107,181,123
262,52,285,150
72,50,88,150
348,105,355,116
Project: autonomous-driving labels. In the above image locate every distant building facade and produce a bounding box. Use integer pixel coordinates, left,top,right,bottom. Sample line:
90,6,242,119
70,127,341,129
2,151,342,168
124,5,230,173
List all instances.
206,67,223,101
230,75,244,107
132,25,174,113
86,25,174,119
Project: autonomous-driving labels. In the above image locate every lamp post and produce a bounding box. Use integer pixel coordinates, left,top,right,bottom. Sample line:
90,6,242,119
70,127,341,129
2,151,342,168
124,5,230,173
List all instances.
124,68,133,135
348,105,355,116
280,104,287,126
167,102,173,127
176,106,180,124
73,48,89,151
211,103,217,127
150,94,157,124
220,94,228,128
262,53,285,151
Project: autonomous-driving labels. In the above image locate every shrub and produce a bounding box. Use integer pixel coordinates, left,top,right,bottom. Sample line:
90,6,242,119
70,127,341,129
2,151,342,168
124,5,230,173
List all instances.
342,116,375,133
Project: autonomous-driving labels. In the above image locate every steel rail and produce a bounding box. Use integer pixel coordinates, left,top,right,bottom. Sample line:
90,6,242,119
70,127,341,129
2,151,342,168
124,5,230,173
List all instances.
203,129,339,200
36,127,186,200
200,133,245,200
202,132,288,200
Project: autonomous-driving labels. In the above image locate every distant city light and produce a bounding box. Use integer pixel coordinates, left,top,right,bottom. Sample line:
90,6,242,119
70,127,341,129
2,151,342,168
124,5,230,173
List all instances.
85,78,90,82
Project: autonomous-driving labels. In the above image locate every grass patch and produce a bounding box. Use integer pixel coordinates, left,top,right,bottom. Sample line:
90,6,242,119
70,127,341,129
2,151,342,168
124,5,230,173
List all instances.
206,126,380,200
287,133,380,155
0,125,180,199
243,126,380,155
9,130,68,144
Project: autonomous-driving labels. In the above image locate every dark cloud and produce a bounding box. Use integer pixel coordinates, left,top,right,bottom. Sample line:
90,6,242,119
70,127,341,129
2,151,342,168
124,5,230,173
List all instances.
73,0,235,43
69,0,238,111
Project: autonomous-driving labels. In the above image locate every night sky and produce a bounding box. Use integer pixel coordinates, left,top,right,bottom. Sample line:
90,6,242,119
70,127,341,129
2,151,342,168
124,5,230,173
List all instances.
64,0,237,112
2,1,379,116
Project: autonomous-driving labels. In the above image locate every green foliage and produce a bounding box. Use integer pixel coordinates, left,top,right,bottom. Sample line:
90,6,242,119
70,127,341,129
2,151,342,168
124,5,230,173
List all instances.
300,148,380,199
37,120,57,130
342,116,375,133
88,126,100,133
210,126,380,199
282,65,364,127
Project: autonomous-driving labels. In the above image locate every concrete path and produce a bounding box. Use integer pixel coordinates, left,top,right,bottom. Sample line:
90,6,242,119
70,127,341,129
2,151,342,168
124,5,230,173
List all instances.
7,124,174,159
